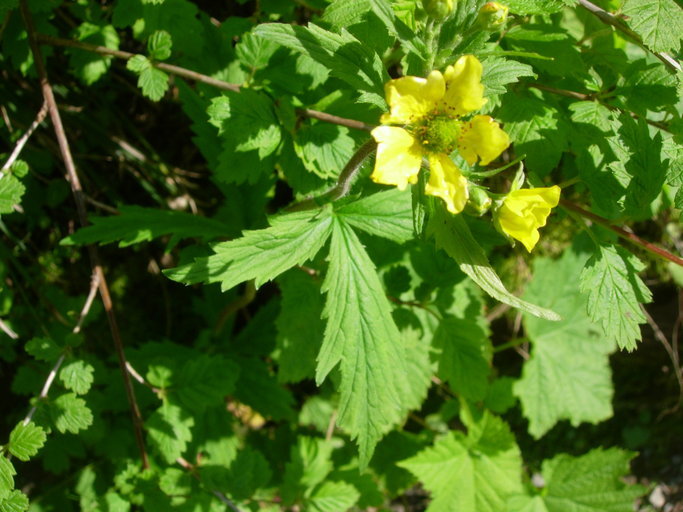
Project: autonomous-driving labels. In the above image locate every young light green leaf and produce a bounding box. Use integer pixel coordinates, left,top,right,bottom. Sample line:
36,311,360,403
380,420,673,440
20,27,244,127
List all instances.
294,123,356,180
0,490,28,512
308,481,360,512
580,244,652,352
50,393,93,434
147,401,194,464
253,23,387,107
147,30,172,61
0,176,25,214
504,0,568,14
59,360,95,395
335,188,414,243
125,54,149,73
515,249,614,438
317,217,409,467
137,66,169,101
0,457,15,498
429,208,560,321
165,208,333,291
433,316,491,401
399,413,523,512
622,0,683,53
8,422,46,461
568,101,612,132
61,205,228,248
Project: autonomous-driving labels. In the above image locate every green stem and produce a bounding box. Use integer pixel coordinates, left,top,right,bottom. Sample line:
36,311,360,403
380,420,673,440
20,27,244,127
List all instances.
493,337,528,353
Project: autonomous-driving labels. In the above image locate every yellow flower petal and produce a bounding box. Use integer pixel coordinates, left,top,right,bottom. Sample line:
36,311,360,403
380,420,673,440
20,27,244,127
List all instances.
457,115,510,165
439,55,487,117
425,153,469,214
371,126,423,190
497,186,561,252
380,70,445,125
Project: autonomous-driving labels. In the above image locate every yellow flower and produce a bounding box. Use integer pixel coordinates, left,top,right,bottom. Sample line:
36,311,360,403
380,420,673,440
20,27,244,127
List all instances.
496,186,561,252
370,55,510,214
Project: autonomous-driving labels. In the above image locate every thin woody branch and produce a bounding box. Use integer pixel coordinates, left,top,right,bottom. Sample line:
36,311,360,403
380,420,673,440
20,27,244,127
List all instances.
560,199,683,267
36,34,368,132
19,0,150,469
576,0,681,72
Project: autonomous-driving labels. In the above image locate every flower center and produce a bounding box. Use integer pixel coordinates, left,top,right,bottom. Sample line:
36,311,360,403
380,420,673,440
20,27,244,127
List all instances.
416,114,462,155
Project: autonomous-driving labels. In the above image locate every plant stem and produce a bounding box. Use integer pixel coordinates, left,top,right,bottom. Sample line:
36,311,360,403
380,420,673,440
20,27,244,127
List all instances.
560,199,683,267
576,0,681,72
37,34,369,132
285,138,377,212
20,0,150,469
1,99,48,174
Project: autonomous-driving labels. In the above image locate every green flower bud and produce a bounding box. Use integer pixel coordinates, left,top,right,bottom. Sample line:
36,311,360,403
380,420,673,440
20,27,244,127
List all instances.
464,186,492,216
476,2,509,30
422,0,455,21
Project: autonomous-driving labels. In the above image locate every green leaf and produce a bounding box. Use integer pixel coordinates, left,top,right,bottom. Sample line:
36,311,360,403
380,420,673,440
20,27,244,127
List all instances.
233,356,296,421
317,217,409,467
276,271,324,384
0,490,28,512
235,31,279,69
622,0,683,53
69,23,120,85
399,413,523,512
8,422,46,461
0,176,25,215
165,208,333,291
281,437,334,506
429,207,560,321
147,401,193,464
507,448,646,511
127,54,168,100
207,91,282,184
568,101,612,133
172,355,238,412
480,58,536,96
24,337,61,361
580,245,652,352
368,0,427,59
433,316,491,401
294,123,356,181
0,457,15,499
138,66,169,101
335,188,414,244
59,360,95,395
497,91,569,176
504,0,569,14
125,54,148,73
61,205,228,248
308,481,360,512
253,23,387,107
515,249,614,438
50,393,93,434
147,30,172,61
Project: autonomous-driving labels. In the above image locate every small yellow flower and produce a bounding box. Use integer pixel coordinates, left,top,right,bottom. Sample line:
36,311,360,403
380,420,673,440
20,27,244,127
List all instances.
496,186,561,252
370,55,510,214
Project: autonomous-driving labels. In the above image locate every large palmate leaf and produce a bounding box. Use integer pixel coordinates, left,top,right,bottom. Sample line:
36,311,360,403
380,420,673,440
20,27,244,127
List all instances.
515,248,614,438
400,412,523,512
317,217,409,467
